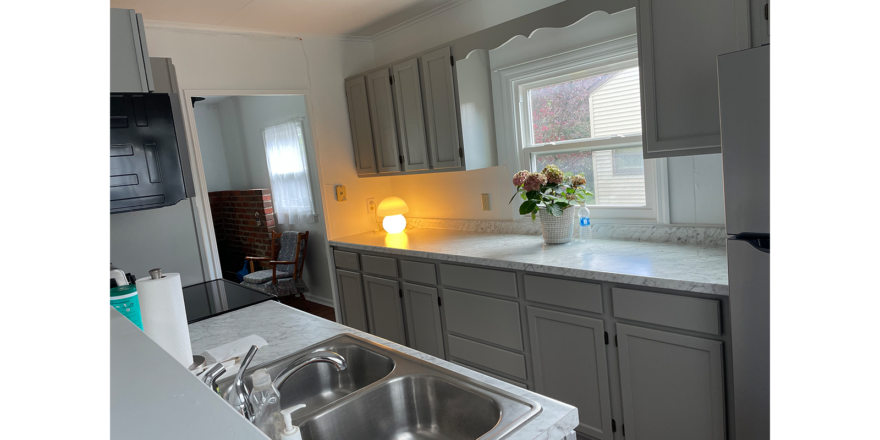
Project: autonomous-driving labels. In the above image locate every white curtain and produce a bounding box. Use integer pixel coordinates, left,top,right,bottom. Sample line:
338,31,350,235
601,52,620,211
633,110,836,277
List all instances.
262,119,316,224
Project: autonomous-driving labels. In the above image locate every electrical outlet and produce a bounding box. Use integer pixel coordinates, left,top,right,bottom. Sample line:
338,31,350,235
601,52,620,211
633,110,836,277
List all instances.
481,193,490,211
366,198,375,215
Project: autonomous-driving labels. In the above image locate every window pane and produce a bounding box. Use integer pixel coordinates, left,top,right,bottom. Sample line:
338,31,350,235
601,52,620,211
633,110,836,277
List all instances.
534,147,646,206
528,67,642,145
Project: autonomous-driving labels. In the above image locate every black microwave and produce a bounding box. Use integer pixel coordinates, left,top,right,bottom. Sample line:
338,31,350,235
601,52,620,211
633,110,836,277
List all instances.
110,58,194,213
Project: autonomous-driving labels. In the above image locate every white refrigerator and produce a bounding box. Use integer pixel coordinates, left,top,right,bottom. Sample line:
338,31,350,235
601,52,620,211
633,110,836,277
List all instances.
718,44,770,440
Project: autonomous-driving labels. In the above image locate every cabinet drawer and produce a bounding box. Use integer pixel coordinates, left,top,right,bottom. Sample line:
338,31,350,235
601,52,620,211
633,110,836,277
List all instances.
361,255,398,278
333,250,359,270
443,289,523,351
612,288,721,335
524,275,603,314
439,264,517,298
451,360,528,389
448,335,527,380
400,260,436,284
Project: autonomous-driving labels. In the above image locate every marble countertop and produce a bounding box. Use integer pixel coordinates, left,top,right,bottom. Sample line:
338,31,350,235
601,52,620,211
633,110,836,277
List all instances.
330,228,729,295
189,301,578,440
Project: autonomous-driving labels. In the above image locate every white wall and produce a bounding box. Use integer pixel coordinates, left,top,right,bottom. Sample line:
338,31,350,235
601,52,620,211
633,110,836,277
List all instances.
193,104,231,192
212,95,308,191
111,26,394,293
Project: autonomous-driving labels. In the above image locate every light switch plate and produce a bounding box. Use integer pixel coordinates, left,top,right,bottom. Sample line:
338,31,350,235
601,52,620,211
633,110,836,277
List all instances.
335,185,347,201
481,193,490,211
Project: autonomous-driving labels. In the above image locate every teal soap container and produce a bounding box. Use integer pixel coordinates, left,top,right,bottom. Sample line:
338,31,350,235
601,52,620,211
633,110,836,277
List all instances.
111,284,143,330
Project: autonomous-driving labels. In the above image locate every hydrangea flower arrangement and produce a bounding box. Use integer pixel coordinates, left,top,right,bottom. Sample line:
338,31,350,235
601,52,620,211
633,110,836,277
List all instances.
509,165,593,221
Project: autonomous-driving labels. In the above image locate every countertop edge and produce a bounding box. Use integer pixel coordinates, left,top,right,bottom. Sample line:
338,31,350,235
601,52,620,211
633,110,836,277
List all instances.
329,239,730,296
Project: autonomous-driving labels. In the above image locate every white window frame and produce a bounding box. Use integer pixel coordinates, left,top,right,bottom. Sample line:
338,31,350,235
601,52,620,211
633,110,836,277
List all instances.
494,35,669,224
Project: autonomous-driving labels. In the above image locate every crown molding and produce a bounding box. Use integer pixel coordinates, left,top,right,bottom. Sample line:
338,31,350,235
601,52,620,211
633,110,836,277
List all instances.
370,0,474,41
142,20,373,43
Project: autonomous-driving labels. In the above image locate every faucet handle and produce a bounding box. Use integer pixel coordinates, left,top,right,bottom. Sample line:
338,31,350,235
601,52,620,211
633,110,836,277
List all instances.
201,363,226,394
234,345,260,422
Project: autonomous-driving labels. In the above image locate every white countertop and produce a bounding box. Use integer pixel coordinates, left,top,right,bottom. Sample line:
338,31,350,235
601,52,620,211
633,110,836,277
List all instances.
189,301,579,440
110,308,267,440
330,228,729,295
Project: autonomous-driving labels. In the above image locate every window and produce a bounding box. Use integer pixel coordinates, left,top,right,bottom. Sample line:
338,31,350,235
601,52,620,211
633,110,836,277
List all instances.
495,35,667,223
262,119,316,224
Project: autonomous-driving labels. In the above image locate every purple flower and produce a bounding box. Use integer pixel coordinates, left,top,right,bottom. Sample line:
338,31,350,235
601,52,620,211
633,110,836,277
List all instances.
512,170,529,187
542,164,564,185
523,172,547,192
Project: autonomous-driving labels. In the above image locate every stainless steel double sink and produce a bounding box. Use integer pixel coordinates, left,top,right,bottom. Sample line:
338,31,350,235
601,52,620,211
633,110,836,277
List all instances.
216,333,541,439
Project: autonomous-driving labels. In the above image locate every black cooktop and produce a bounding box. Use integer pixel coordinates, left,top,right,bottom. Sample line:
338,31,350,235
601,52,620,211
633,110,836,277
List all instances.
182,279,277,324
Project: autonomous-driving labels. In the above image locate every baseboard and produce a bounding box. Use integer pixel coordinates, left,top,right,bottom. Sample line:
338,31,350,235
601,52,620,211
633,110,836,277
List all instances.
304,293,334,308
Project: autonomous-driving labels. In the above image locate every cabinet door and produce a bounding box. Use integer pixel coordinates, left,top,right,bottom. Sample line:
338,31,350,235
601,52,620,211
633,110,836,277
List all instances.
336,270,368,332
392,58,430,172
110,9,154,93
363,276,407,345
401,283,445,359
421,47,462,170
344,76,378,175
365,69,402,173
617,323,726,440
750,0,770,47
528,307,613,440
636,0,750,158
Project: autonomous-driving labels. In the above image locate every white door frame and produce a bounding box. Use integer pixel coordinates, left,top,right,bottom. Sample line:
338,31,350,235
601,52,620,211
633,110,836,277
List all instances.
179,89,339,313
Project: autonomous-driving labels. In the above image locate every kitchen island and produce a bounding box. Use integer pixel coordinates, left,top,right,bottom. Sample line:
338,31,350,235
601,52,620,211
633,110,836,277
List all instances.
189,300,579,439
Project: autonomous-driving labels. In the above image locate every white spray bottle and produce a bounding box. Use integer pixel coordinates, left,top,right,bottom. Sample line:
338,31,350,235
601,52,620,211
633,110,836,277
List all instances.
279,404,307,440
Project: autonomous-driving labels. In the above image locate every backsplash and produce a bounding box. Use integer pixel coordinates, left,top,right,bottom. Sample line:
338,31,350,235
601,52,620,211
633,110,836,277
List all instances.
406,218,727,247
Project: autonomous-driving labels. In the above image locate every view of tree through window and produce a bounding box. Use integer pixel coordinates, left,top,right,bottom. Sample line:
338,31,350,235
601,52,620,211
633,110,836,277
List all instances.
528,72,615,144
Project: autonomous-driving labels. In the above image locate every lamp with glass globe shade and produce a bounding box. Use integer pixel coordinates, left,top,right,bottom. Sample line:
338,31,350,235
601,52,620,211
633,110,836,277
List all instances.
377,197,409,234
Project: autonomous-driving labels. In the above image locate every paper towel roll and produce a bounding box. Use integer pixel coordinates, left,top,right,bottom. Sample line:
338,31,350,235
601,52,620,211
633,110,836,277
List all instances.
136,273,193,367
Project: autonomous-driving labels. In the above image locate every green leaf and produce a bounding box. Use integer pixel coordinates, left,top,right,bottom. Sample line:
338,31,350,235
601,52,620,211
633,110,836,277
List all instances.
519,200,538,216
526,190,541,200
531,211,537,222
520,191,528,200
547,202,564,217
565,187,575,195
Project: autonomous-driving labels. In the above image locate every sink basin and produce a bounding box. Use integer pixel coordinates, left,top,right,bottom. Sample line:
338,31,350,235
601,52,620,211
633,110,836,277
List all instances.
217,335,395,422
218,334,540,439
299,375,501,440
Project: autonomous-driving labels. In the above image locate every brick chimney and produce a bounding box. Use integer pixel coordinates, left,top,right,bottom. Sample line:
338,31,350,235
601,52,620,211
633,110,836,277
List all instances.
208,189,276,276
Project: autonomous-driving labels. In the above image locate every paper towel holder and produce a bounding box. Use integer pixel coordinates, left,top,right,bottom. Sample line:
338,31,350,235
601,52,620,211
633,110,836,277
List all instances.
149,268,164,279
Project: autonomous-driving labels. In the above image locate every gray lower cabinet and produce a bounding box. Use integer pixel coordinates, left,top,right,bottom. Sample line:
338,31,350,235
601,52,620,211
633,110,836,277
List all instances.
616,323,726,440
527,307,614,440
362,275,407,345
401,283,445,358
336,270,368,332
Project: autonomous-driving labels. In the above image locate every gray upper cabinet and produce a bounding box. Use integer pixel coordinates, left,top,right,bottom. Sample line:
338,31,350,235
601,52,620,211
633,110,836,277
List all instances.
617,323,726,440
336,270,368,332
750,0,770,46
363,275,407,345
421,47,462,170
392,58,430,172
528,307,613,440
110,9,154,93
344,77,378,176
365,69,402,174
401,283,445,359
636,0,751,158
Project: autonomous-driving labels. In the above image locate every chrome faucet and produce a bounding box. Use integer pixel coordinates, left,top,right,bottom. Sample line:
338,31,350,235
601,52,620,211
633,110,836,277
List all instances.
232,345,348,423
200,363,227,394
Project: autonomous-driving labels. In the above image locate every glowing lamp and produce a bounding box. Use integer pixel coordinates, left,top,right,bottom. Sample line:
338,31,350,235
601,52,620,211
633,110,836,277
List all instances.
377,197,409,234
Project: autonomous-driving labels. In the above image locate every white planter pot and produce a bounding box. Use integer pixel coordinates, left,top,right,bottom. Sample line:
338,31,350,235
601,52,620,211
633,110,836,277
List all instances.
539,207,576,244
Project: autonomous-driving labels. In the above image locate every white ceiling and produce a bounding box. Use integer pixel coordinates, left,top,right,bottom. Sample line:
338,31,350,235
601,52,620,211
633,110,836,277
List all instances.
110,0,463,37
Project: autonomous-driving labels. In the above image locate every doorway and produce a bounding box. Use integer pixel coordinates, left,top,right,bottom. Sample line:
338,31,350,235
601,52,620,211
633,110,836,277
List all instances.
189,93,334,319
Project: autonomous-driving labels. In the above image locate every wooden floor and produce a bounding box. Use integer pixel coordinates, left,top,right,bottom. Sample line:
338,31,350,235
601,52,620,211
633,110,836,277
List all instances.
278,295,336,322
